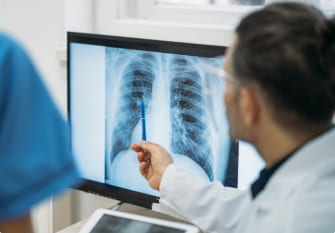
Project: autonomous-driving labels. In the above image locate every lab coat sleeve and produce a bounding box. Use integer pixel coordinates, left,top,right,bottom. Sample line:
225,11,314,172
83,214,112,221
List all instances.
159,164,251,233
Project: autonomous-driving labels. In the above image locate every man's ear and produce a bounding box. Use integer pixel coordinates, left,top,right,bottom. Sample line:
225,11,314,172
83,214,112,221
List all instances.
239,86,261,128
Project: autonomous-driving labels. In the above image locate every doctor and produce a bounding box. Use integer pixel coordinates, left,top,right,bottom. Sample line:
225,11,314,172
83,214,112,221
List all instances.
131,2,335,233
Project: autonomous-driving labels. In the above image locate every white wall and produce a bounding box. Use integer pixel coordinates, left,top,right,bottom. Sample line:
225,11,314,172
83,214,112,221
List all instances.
0,0,67,113
95,1,235,46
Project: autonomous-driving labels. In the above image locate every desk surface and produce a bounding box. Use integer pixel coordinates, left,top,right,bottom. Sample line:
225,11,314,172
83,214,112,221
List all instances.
57,218,88,233
57,203,202,233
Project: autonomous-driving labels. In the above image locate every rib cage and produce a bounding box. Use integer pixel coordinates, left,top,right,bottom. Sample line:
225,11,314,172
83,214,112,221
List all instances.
109,52,156,163
169,55,213,180
106,51,215,181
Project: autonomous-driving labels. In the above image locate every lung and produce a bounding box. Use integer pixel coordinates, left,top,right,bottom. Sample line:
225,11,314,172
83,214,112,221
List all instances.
168,55,213,180
108,52,157,164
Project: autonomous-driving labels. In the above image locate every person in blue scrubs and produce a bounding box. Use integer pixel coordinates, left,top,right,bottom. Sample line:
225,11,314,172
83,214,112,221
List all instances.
0,33,80,232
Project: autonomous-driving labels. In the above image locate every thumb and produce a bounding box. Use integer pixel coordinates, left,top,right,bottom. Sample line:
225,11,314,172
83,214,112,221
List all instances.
139,141,159,153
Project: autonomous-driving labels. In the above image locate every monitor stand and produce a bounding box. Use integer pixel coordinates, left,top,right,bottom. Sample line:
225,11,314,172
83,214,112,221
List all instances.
151,202,160,212
109,202,159,212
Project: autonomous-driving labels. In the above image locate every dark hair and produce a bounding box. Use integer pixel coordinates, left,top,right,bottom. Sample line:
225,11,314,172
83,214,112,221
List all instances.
232,2,335,128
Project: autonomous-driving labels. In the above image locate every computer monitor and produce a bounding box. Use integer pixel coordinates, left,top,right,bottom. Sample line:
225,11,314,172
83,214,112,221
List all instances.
68,32,238,208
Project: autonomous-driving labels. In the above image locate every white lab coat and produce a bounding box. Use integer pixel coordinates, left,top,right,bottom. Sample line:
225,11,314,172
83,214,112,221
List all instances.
158,129,335,233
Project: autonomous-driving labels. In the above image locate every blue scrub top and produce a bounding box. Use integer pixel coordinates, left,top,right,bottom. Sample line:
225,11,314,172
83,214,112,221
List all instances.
0,33,80,220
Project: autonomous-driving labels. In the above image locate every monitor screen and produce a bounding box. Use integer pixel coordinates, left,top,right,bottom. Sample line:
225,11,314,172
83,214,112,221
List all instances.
68,32,238,208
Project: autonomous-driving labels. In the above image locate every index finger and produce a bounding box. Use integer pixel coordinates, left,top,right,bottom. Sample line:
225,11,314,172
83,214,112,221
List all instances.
130,143,143,152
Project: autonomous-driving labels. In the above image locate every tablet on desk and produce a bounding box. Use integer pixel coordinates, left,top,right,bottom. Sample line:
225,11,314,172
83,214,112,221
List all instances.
79,208,199,233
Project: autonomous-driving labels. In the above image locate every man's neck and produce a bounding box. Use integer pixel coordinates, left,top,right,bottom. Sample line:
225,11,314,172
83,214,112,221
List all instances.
253,123,332,169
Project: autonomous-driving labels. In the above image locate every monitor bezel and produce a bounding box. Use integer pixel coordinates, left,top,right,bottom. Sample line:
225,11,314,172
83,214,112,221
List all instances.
67,31,237,209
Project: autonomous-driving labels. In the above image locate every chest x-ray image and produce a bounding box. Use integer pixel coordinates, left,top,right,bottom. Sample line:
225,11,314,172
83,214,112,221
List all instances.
105,47,230,196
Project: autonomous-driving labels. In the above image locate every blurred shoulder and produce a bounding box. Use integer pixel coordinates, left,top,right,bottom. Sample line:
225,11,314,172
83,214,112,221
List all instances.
0,32,18,46
0,33,26,56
